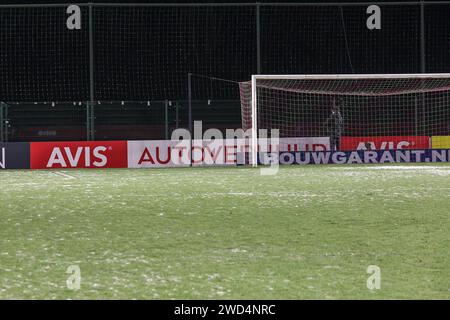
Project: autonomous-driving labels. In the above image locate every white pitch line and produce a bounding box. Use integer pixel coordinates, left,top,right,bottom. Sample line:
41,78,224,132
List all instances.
51,171,77,179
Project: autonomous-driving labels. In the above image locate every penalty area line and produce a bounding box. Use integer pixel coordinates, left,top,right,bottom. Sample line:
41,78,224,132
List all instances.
51,171,77,180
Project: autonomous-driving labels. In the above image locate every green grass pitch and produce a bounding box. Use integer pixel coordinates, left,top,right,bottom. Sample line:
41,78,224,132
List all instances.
0,164,449,299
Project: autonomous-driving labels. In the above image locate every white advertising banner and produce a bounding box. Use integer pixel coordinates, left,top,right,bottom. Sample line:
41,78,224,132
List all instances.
127,137,330,168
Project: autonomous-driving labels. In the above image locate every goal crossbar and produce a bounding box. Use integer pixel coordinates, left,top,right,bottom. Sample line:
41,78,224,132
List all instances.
252,73,450,80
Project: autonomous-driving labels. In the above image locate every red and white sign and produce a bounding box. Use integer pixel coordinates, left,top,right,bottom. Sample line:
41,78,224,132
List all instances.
30,141,128,169
127,137,330,168
127,140,185,168
279,137,329,152
341,136,430,151
127,140,235,168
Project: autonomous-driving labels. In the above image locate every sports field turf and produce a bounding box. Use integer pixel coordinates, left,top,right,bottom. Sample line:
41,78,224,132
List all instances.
0,164,449,299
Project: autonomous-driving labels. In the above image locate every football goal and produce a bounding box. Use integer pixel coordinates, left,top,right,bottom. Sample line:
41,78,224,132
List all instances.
240,74,450,166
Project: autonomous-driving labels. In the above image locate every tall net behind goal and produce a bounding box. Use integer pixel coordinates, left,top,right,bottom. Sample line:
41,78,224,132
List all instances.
240,74,450,165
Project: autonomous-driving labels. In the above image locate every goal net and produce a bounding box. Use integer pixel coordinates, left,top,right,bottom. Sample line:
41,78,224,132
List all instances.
240,74,450,166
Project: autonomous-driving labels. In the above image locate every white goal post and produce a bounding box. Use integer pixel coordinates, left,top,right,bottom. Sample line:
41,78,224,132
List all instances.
247,73,450,166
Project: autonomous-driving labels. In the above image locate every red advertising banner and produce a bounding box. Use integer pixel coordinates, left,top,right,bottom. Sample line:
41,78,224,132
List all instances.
30,141,127,169
341,136,430,151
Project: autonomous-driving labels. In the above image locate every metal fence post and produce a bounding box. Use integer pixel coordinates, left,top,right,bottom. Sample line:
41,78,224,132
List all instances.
91,102,95,141
165,99,169,140
88,4,95,141
86,102,95,141
86,102,91,141
420,0,426,73
89,4,95,103
256,3,261,74
188,73,193,136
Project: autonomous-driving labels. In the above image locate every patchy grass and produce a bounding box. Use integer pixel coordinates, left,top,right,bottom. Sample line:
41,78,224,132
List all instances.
0,164,449,299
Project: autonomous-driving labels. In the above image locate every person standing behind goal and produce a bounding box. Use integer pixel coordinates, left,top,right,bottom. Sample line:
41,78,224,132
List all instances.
325,97,344,152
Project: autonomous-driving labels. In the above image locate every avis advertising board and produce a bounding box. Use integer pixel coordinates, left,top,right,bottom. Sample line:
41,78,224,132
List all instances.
30,141,128,169
341,136,430,151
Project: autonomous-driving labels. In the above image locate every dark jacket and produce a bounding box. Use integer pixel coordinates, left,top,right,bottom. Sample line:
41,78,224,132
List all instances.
325,110,343,136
